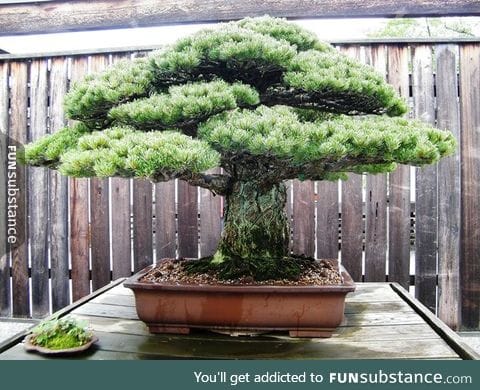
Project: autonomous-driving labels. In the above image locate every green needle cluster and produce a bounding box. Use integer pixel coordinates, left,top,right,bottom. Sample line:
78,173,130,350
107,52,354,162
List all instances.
23,16,455,186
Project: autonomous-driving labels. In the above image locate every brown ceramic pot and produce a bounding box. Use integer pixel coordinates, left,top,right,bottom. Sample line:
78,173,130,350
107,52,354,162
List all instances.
124,260,355,338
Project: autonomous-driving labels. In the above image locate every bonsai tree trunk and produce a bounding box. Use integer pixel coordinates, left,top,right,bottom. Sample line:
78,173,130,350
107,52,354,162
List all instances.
192,180,308,280
216,181,289,261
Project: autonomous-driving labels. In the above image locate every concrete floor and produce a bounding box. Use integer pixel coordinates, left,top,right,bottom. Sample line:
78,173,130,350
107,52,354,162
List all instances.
0,319,37,344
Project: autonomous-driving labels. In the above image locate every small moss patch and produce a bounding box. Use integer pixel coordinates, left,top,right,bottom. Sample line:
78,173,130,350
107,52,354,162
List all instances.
29,317,93,350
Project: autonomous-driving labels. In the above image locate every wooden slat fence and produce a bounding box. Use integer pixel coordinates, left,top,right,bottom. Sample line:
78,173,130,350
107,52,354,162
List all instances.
0,41,478,330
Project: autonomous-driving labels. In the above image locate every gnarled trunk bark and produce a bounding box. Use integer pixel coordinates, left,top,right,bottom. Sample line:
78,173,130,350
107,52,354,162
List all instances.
214,181,289,262
184,180,310,280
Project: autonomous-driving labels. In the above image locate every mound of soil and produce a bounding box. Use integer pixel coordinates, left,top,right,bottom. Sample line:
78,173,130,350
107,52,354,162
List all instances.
140,258,342,286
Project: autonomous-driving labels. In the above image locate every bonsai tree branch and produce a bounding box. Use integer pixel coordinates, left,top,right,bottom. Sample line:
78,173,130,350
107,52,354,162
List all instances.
177,172,231,196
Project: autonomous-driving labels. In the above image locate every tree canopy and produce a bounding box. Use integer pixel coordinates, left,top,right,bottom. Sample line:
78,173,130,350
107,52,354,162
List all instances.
24,16,455,195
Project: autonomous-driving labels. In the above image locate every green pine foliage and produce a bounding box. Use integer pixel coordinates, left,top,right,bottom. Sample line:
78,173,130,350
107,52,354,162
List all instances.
108,80,259,131
22,122,89,167
199,105,455,179
65,57,155,127
236,16,333,52
283,50,407,116
23,16,456,184
58,127,220,180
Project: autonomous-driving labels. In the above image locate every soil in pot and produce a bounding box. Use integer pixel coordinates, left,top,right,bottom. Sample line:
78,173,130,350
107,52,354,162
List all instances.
140,258,343,286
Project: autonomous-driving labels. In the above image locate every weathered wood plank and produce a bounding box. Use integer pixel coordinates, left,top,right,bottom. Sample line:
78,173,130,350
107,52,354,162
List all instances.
155,181,176,259
49,57,70,312
459,44,480,330
436,44,461,330
90,293,136,307
285,180,293,253
89,55,111,291
71,313,442,343
364,174,387,281
412,45,437,312
340,174,363,281
292,180,315,257
107,284,136,296
73,330,458,360
177,181,198,258
387,45,411,289
133,179,153,271
69,57,91,301
1,0,479,36
346,285,402,303
110,54,132,280
316,181,339,259
28,59,50,318
0,62,9,317
199,169,222,258
344,300,413,314
392,283,480,360
0,344,152,360
90,176,110,290
364,45,387,282
111,177,132,279
9,61,29,317
73,302,138,320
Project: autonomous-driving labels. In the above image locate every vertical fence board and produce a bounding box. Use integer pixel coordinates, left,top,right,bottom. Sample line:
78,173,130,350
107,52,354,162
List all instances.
285,180,293,253
89,55,110,290
338,45,363,281
90,176,110,289
364,45,387,282
177,181,198,258
341,174,363,281
436,44,461,329
0,62,9,316
412,45,437,311
111,177,132,278
387,45,411,289
133,180,153,271
459,44,480,330
9,61,29,317
199,169,222,258
155,181,176,259
69,56,90,301
364,175,387,281
49,57,70,311
316,181,339,259
110,54,132,279
28,59,50,317
292,180,315,257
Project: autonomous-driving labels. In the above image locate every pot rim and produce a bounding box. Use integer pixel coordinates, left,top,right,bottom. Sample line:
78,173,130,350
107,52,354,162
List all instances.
124,259,356,294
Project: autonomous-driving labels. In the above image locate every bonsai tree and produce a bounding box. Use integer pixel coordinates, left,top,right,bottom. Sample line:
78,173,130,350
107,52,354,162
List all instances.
23,17,455,281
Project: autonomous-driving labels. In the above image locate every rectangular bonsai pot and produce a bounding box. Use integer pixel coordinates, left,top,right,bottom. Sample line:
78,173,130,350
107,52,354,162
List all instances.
124,260,355,338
